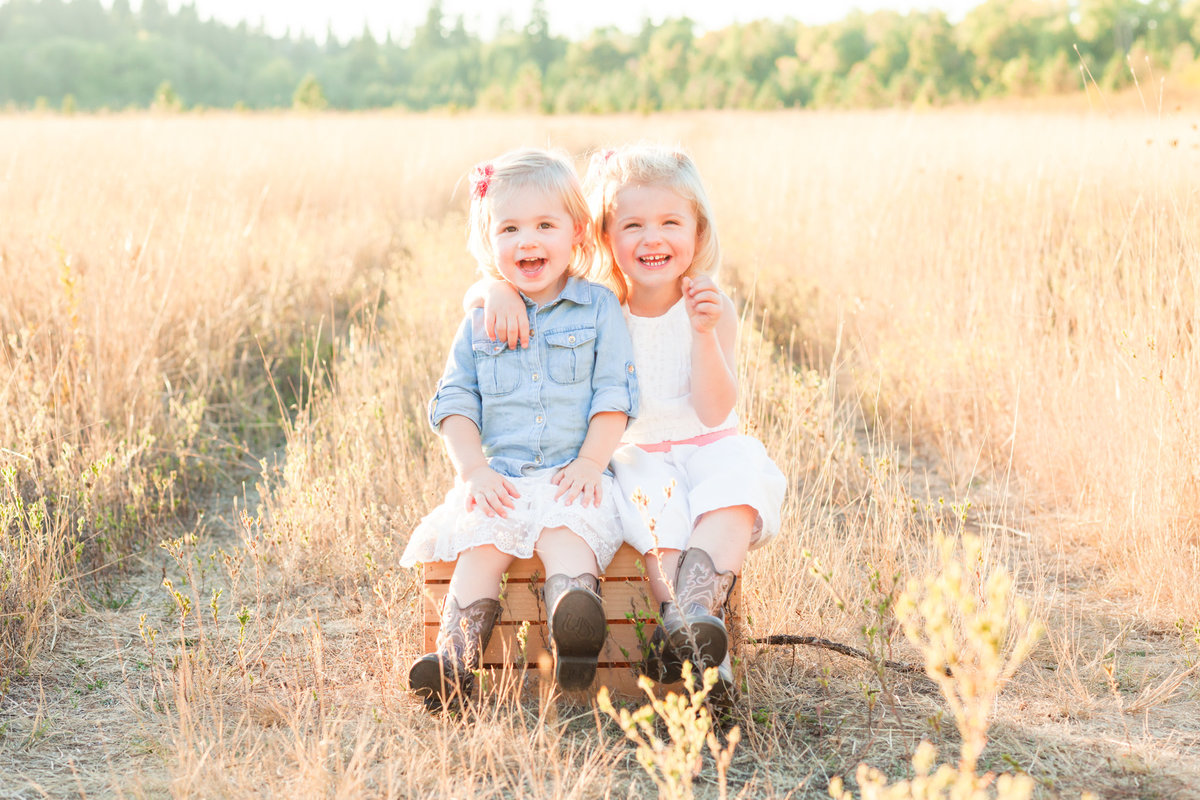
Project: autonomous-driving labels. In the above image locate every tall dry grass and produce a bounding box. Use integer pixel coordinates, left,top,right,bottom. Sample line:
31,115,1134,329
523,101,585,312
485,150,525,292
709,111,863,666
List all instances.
2,109,1198,796
708,111,1200,616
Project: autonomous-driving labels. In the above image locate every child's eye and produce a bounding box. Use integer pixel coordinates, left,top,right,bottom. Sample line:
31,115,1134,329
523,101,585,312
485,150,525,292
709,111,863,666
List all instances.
623,222,641,230
538,221,554,229
501,225,517,233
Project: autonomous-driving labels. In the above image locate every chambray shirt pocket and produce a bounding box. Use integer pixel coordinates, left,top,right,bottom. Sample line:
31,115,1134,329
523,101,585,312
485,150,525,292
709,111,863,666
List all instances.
544,326,597,385
471,336,521,396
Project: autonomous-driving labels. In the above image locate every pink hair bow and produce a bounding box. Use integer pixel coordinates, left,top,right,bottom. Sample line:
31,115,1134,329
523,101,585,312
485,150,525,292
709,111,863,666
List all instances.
589,149,616,174
470,162,494,199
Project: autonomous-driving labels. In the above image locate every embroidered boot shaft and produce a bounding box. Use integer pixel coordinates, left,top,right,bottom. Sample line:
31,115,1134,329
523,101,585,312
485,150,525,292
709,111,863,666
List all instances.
543,573,605,690
663,548,737,674
408,596,501,711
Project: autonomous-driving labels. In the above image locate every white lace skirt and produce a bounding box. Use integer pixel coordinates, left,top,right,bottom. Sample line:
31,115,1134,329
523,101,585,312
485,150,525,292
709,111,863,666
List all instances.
611,434,787,554
399,469,624,570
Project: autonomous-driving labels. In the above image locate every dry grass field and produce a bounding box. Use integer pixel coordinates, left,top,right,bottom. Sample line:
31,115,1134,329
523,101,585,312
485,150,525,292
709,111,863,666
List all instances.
1,108,1198,798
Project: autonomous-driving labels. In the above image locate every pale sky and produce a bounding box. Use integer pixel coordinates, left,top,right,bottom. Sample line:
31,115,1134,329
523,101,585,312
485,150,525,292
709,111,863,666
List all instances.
165,1,983,43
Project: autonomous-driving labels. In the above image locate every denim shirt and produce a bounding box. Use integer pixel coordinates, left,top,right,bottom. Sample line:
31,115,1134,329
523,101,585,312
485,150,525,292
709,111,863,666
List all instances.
429,277,639,478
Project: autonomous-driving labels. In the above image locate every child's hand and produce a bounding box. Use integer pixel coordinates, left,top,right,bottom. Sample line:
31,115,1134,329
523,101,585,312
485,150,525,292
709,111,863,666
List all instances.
551,457,606,507
682,276,722,334
484,282,529,349
462,465,521,518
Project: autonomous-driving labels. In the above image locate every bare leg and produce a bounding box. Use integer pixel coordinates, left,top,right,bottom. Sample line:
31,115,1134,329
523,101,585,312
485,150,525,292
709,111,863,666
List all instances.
448,544,515,605
534,525,599,576
686,505,757,573
644,547,681,604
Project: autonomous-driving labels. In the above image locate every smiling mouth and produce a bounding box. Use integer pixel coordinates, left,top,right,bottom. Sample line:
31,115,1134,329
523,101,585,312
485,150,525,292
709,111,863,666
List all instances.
518,257,547,275
639,254,670,268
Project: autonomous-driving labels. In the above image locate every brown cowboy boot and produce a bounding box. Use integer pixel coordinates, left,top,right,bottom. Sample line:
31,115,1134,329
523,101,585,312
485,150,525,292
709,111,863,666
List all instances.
664,548,737,674
543,573,605,690
409,596,501,711
641,602,684,684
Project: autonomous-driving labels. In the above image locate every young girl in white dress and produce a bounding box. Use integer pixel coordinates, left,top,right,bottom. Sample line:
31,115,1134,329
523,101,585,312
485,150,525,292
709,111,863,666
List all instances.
402,148,638,710
476,144,786,703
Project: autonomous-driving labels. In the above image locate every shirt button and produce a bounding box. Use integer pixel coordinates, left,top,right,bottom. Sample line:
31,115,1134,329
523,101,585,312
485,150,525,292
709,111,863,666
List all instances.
532,373,539,381
568,335,576,343
536,415,543,423
535,456,542,464
627,365,635,373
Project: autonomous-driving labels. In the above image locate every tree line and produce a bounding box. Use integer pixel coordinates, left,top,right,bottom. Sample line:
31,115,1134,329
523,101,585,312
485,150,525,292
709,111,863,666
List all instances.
3,0,1200,113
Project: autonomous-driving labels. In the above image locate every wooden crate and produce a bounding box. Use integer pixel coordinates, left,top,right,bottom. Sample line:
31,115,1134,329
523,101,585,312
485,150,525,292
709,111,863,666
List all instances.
422,543,741,697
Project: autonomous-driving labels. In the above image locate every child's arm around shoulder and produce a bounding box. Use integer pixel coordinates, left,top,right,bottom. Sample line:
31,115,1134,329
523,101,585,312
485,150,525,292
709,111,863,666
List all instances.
463,277,528,350
683,275,738,426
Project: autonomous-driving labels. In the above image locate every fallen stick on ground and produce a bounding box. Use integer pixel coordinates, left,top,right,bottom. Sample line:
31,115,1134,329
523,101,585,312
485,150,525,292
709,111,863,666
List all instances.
750,634,950,677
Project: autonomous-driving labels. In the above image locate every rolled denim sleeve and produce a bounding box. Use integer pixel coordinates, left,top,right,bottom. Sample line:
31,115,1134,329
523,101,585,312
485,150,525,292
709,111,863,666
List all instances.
588,289,639,420
428,315,483,432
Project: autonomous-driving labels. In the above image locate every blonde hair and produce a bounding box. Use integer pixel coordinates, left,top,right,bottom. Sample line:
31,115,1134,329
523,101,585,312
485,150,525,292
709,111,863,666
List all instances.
583,144,721,305
466,147,594,281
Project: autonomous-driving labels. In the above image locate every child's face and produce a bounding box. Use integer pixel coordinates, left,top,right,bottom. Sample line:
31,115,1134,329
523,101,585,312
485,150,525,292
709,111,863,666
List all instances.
605,184,697,296
487,185,582,305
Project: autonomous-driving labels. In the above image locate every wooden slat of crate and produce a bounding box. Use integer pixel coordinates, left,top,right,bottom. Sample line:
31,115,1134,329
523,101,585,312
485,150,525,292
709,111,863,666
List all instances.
422,543,740,697
422,579,658,621
422,544,651,583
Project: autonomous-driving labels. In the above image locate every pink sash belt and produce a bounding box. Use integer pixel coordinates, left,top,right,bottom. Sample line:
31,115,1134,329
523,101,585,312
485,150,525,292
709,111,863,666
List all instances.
630,427,738,453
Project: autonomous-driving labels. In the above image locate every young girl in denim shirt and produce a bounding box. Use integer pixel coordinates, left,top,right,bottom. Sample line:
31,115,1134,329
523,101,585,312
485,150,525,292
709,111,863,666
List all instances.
401,148,638,710
473,144,786,705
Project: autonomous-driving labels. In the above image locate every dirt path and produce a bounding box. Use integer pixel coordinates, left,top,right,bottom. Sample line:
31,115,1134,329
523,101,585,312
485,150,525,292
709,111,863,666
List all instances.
0,487,253,799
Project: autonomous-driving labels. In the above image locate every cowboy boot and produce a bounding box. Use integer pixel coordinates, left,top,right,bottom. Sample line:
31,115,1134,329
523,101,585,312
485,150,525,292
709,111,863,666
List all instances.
664,548,737,673
409,595,501,711
641,602,684,684
543,573,606,690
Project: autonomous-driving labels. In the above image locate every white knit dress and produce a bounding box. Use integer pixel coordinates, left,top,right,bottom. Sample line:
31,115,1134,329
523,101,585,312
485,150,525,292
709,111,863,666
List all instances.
611,298,787,553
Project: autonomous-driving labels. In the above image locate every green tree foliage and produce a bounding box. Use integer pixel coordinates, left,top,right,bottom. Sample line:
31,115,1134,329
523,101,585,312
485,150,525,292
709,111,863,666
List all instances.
960,0,1070,93
152,79,182,111
2,0,1200,111
292,73,327,110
